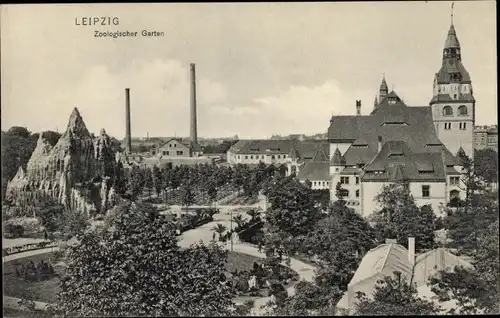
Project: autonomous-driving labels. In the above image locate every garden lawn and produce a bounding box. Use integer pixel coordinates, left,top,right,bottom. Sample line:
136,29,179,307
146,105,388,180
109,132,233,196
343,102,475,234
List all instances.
3,251,299,304
3,307,53,318
3,253,62,303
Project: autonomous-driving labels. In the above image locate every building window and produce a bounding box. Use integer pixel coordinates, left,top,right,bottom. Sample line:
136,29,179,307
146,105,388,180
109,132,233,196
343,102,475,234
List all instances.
340,189,349,198
313,181,316,186
340,177,349,184
450,176,460,185
250,155,253,159
166,151,169,155
458,105,468,116
174,144,176,147
422,185,430,198
169,144,172,148
291,166,297,174
162,151,167,155
237,155,240,159
177,151,183,156
444,123,451,130
284,155,287,158
356,177,360,184
245,156,248,159
272,155,275,159
355,189,360,198
461,123,467,130
443,106,453,116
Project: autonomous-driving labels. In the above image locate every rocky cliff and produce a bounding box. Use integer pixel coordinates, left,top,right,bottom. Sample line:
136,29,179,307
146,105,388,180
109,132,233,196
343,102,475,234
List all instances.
6,108,119,216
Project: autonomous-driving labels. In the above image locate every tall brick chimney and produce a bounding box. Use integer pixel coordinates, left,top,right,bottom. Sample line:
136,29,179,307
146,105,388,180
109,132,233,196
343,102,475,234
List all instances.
190,63,198,145
125,88,132,154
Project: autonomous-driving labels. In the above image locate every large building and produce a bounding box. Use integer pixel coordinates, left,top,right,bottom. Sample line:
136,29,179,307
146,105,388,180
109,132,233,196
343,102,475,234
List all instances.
227,18,474,218
473,125,498,151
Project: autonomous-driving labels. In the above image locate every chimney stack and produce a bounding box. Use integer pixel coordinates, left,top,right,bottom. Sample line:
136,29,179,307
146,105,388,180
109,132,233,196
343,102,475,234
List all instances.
125,88,132,154
356,100,361,116
408,237,415,266
190,63,198,146
378,135,382,153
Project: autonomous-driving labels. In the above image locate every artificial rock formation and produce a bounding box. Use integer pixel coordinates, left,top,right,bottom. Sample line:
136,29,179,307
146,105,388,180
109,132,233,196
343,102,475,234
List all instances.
6,107,119,216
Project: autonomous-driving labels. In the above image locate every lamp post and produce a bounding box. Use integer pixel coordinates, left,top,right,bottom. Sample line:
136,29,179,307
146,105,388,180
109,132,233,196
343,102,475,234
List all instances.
230,208,233,252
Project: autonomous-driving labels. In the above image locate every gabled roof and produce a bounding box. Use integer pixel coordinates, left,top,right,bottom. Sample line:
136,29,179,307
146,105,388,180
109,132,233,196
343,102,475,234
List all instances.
312,146,329,162
362,141,447,182
348,242,413,287
328,97,458,168
297,162,330,181
228,139,329,163
413,247,473,288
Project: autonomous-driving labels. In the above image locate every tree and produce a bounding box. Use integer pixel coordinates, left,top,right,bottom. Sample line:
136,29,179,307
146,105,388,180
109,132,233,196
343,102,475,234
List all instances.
354,272,441,315
456,148,484,205
429,218,499,314
305,203,377,290
112,161,127,196
7,126,31,138
265,177,321,237
444,189,498,251
212,223,227,241
474,149,498,184
179,182,195,211
152,165,163,197
55,201,235,316
232,214,245,230
370,183,436,251
207,182,218,207
36,195,65,233
126,166,145,201
246,208,261,222
59,208,89,240
143,168,153,197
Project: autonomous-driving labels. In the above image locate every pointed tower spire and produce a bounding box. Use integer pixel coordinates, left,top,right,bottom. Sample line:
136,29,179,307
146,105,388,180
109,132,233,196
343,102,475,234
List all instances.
379,74,388,102
451,2,454,25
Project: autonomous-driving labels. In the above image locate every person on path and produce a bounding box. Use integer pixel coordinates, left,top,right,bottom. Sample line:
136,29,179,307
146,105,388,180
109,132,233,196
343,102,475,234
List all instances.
44,230,48,241
212,232,216,241
258,241,262,253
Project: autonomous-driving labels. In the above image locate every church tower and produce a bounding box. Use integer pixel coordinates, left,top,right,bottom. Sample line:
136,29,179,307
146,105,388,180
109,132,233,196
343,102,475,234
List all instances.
430,4,475,159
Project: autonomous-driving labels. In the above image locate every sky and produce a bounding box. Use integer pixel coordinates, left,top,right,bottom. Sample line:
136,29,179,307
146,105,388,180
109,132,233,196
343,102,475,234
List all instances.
1,2,497,140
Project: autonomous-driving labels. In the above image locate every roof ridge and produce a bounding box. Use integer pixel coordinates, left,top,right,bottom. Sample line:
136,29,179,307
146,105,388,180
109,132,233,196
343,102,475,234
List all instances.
380,243,394,275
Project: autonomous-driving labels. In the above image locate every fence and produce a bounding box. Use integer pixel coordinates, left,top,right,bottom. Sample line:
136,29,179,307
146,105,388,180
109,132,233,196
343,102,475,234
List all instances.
2,241,58,257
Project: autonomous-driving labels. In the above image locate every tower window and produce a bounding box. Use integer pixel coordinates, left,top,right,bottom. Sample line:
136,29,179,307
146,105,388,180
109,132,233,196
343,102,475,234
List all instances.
458,105,468,116
443,106,453,116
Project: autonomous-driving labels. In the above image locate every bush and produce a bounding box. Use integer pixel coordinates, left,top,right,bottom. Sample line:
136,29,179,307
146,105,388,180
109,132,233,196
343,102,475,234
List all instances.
4,217,42,234
5,223,25,238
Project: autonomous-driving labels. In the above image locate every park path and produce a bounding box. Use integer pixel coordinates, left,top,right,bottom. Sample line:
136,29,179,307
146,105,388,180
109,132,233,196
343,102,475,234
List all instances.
177,194,316,315
2,194,316,316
